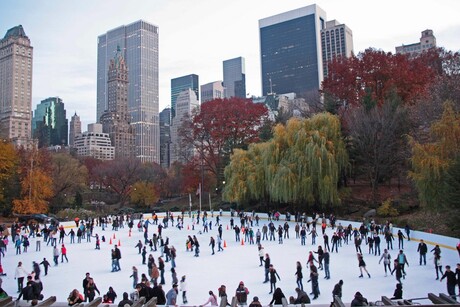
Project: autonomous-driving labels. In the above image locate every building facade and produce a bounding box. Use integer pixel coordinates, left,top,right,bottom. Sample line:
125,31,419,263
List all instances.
170,89,199,164
395,29,436,56
100,47,136,159
97,20,159,163
200,81,225,103
32,97,68,148
321,20,354,78
159,107,171,168
223,57,246,98
0,25,33,145
69,112,81,147
171,74,199,118
74,123,115,160
259,5,326,97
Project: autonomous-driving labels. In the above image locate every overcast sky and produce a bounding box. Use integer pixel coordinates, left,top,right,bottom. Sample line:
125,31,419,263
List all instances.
1,0,460,129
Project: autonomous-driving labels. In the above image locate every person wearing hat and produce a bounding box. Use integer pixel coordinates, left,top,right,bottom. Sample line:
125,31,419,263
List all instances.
166,284,178,306
235,281,249,305
180,275,187,304
248,296,262,307
117,292,133,307
332,280,343,301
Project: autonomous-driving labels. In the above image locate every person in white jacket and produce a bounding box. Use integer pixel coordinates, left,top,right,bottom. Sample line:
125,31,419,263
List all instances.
180,275,187,304
199,291,218,306
258,245,265,266
14,261,28,293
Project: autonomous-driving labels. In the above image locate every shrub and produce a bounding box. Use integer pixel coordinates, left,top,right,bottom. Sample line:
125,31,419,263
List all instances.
377,198,399,217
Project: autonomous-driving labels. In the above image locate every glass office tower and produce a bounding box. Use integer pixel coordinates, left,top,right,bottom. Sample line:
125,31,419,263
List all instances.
171,74,199,118
32,97,68,148
259,5,326,97
97,20,159,163
223,57,246,98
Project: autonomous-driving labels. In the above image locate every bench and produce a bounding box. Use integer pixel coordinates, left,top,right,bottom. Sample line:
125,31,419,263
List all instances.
36,296,57,307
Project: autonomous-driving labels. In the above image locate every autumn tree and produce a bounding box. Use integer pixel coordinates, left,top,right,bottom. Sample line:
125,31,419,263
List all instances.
130,181,158,208
224,113,349,210
0,140,19,211
12,147,53,214
322,48,437,110
345,92,410,203
409,101,460,209
180,98,268,191
50,153,88,209
94,158,142,205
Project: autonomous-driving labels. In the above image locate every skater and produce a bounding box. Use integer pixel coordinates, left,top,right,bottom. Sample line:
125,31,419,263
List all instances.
106,286,117,304
417,239,428,265
293,287,310,304
295,261,303,291
85,278,100,302
397,250,409,277
61,244,69,263
135,240,143,254
391,259,403,284
379,249,392,276
268,287,285,305
141,247,147,265
434,254,443,280
209,237,215,255
130,266,138,289
171,268,178,286
397,230,405,249
258,245,265,266
165,284,178,306
40,258,51,276
14,261,28,293
158,257,165,285
323,250,330,279
391,283,403,300
351,292,368,306
357,253,371,278
268,265,281,294
440,265,457,297
308,262,320,300
180,275,188,304
67,289,84,306
53,246,60,266
263,253,271,283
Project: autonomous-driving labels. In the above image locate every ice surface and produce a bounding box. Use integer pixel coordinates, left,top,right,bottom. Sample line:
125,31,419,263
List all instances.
2,213,459,305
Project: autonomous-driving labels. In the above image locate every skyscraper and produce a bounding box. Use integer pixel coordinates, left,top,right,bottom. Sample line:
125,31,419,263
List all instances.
69,112,82,147
259,5,326,96
32,97,68,148
0,25,33,145
170,89,199,164
100,47,136,159
171,74,199,118
223,57,246,98
321,20,354,78
97,20,159,163
201,81,225,103
159,107,171,168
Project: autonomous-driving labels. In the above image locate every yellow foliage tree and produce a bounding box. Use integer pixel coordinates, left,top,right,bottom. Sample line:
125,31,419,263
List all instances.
12,169,53,214
0,140,18,202
130,181,158,208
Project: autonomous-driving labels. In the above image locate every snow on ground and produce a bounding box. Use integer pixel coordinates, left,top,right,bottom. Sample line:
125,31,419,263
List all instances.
2,212,459,306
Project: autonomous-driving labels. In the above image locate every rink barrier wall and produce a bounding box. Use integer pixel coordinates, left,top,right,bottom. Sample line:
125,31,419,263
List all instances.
56,211,459,251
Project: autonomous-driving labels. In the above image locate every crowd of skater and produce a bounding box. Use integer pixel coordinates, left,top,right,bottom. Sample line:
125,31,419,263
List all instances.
2,209,460,306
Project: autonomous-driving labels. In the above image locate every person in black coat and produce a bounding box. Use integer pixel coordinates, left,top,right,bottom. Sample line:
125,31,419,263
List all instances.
151,284,166,305
268,287,285,305
117,292,133,307
351,292,368,306
417,240,428,265
391,283,403,300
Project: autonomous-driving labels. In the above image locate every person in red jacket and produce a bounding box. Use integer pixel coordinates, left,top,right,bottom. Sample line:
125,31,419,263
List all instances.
61,244,68,263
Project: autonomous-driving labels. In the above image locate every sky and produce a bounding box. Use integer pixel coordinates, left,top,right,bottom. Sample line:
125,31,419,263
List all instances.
3,213,459,305
1,0,460,130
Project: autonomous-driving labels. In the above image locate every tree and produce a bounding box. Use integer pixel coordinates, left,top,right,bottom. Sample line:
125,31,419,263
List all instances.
409,101,460,209
130,181,158,208
50,153,88,208
180,97,268,191
224,113,349,210
322,48,437,110
345,92,410,203
0,140,19,208
12,147,53,214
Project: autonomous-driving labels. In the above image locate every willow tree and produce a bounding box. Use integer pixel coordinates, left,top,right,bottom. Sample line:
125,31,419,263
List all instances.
222,148,254,204
224,113,349,209
409,101,460,209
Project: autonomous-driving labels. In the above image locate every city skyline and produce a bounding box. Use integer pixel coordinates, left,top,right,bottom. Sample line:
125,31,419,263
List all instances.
1,0,460,129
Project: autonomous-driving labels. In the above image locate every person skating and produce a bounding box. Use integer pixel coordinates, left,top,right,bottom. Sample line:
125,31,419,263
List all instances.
268,287,285,305
61,244,69,263
295,261,303,291
180,275,188,304
158,257,165,285
308,262,320,300
209,237,215,255
258,245,265,266
417,239,428,265
269,264,281,294
397,250,409,277
171,268,178,286
235,281,249,305
135,240,143,254
53,246,60,266
357,253,371,278
379,249,392,276
218,284,230,307
130,266,138,289
82,272,91,302
14,261,28,293
199,290,218,306
323,250,330,279
397,230,405,249
85,278,100,302
263,253,271,283
440,265,457,297
391,259,403,284
434,254,443,280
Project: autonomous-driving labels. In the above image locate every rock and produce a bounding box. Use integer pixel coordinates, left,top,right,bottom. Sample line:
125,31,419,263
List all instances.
364,209,376,218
